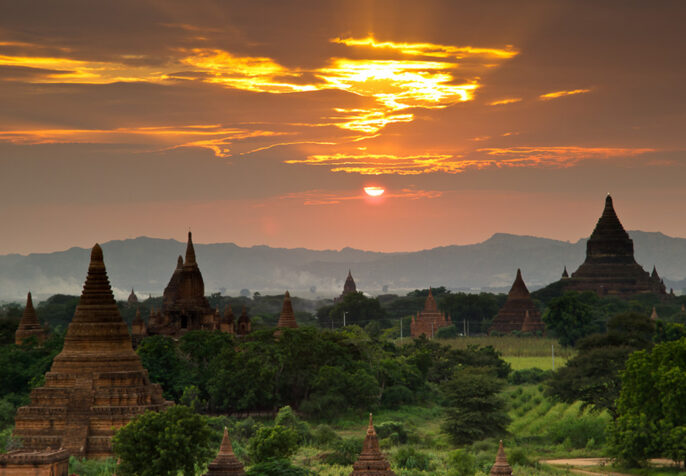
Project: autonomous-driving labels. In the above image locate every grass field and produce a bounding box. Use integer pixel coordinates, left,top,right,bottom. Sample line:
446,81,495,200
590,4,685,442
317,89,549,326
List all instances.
505,355,568,370
439,336,576,359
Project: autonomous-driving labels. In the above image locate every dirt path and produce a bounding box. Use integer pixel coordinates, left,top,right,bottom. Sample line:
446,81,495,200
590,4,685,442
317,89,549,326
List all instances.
541,458,632,476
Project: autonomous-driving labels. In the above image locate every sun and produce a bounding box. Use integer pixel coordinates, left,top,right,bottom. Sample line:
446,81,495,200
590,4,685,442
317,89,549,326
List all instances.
364,186,385,197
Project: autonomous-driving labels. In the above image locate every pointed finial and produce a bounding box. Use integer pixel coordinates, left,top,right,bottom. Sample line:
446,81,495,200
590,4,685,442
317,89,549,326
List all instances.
367,413,374,434
185,232,196,265
496,440,506,461
91,243,104,263
218,426,234,455
26,291,33,309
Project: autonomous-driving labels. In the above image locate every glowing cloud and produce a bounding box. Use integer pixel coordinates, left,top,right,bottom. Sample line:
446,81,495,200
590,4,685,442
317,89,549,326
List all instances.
478,146,655,167
332,36,518,59
539,89,591,100
488,98,522,106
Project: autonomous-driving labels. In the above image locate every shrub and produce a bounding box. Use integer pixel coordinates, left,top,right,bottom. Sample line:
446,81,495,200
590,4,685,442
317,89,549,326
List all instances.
447,449,475,476
312,424,341,448
275,406,311,444
508,368,552,385
248,425,299,463
321,437,363,466
436,325,459,339
234,417,258,440
68,457,117,476
245,458,314,475
375,421,408,444
381,385,415,408
546,415,607,448
393,447,433,471
507,447,532,467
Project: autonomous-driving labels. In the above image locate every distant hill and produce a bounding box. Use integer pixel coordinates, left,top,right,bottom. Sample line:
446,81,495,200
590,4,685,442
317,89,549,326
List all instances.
0,231,685,301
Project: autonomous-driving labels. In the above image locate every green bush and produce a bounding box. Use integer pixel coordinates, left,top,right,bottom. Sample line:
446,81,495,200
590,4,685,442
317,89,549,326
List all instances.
381,385,414,408
248,425,299,463
508,368,552,385
547,415,606,448
507,447,532,467
393,446,433,471
436,325,459,339
375,421,408,444
68,457,117,476
320,437,363,466
246,458,314,475
234,417,258,440
312,424,341,448
447,449,475,476
275,406,311,444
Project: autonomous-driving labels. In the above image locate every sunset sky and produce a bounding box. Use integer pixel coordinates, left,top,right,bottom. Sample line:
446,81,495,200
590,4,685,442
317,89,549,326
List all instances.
1,0,685,254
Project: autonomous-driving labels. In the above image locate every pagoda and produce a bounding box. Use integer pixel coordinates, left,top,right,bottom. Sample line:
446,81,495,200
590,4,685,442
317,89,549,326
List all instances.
556,195,667,298
15,292,46,345
276,291,298,329
136,232,219,343
236,306,251,336
410,289,451,338
335,270,358,302
12,244,171,458
203,427,245,475
489,441,513,476
350,414,395,476
220,306,235,334
490,269,544,334
127,288,138,305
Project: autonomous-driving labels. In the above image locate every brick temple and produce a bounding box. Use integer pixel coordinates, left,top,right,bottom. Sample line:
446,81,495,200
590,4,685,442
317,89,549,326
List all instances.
489,440,513,476
410,288,451,338
490,269,544,334
14,292,45,345
12,244,171,459
335,270,358,302
0,448,69,476
350,414,395,476
276,291,298,329
203,427,245,475
552,195,667,298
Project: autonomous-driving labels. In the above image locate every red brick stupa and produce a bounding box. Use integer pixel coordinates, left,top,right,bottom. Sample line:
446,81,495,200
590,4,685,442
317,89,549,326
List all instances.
410,288,451,338
489,440,513,476
350,414,395,476
558,195,667,298
12,244,171,458
15,292,46,345
490,269,544,334
203,427,245,475
276,291,298,329
335,270,358,302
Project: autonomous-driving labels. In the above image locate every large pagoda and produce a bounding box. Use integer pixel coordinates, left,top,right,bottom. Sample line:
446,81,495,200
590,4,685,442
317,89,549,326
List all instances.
490,269,544,334
12,244,171,459
554,195,666,298
276,291,299,329
15,292,46,345
350,414,395,476
410,288,451,338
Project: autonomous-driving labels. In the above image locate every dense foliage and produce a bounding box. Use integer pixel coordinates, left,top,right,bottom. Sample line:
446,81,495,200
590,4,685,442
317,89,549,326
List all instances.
609,337,686,467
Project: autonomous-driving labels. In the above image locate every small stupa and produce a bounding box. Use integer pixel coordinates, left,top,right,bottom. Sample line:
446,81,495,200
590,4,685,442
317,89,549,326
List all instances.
336,270,358,302
220,306,235,334
276,291,298,329
490,269,544,334
489,440,513,476
350,414,395,476
15,292,46,345
236,306,251,336
12,244,171,458
650,306,659,321
204,427,245,475
561,266,569,279
127,288,138,305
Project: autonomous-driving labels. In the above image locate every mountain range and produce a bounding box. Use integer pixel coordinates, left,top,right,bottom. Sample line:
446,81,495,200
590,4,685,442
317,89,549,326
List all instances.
1,231,685,302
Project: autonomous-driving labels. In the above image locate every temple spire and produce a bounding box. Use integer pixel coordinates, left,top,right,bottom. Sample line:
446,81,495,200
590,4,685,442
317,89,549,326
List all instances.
351,413,395,475
489,440,513,476
185,231,196,266
15,291,45,345
204,427,245,475
276,291,298,329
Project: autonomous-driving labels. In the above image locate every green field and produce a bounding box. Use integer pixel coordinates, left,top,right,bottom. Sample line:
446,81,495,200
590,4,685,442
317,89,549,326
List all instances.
505,356,568,370
439,336,575,359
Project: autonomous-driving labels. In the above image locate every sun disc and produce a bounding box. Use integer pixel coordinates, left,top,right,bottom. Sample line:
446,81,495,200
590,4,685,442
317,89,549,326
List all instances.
364,186,385,197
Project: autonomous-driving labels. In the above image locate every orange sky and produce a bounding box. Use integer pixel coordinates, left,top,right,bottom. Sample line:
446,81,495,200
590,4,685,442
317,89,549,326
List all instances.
1,0,685,254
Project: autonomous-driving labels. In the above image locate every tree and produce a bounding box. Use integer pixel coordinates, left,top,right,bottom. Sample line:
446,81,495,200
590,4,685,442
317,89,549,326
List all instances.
609,338,686,467
248,425,299,463
136,335,191,401
112,406,214,476
542,292,605,346
441,367,509,445
246,459,313,476
327,292,387,327
547,313,654,416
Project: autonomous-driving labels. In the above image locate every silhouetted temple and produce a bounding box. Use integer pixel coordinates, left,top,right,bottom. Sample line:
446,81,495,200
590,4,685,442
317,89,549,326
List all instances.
127,288,138,305
220,306,236,334
204,427,245,475
490,269,544,334
489,441,513,476
133,232,231,344
236,306,251,336
350,414,395,476
554,195,667,298
276,291,298,329
15,292,46,345
410,288,451,338
336,270,358,302
12,244,171,459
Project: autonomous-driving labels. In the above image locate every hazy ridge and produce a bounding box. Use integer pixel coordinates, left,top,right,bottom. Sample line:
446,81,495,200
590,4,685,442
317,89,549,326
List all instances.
1,231,684,301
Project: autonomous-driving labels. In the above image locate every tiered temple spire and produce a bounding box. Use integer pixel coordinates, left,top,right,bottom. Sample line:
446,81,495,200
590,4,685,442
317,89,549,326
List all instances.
12,244,171,458
350,414,395,476
489,441,513,476
15,292,46,345
276,291,298,329
490,269,544,334
204,427,245,475
410,288,451,338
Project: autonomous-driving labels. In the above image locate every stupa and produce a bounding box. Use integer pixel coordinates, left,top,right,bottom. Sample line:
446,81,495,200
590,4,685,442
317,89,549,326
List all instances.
350,414,395,476
220,306,235,334
556,195,667,298
136,232,219,342
15,292,46,345
335,270,358,302
489,440,513,476
276,291,298,329
490,269,544,334
203,427,245,475
236,307,251,336
12,244,171,458
127,288,138,305
410,289,451,338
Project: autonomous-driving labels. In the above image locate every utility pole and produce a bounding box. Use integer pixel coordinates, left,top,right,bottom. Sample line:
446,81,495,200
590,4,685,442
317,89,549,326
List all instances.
552,344,555,370
463,319,466,336
343,312,347,327
400,318,403,343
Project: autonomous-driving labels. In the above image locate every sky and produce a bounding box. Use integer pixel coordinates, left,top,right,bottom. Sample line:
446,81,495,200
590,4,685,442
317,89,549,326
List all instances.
1,0,685,254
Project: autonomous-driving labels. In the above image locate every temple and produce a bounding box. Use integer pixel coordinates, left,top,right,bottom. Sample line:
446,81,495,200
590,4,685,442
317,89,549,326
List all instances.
552,195,667,298
0,448,69,476
127,288,138,305
236,306,251,336
12,244,171,459
133,232,230,344
203,427,245,475
335,270,358,302
276,291,298,329
350,414,395,476
489,441,513,476
490,269,544,334
410,289,451,338
15,292,46,345
220,306,236,334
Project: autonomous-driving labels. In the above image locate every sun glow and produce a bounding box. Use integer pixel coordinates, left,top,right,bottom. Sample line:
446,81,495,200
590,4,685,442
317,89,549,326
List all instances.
364,186,385,197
